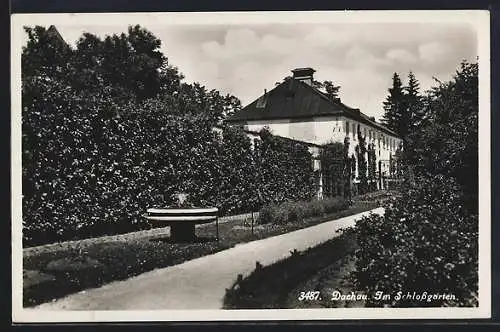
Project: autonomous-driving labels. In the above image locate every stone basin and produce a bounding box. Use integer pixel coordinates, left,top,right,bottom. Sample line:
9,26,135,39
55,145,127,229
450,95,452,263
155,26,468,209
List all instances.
144,207,219,242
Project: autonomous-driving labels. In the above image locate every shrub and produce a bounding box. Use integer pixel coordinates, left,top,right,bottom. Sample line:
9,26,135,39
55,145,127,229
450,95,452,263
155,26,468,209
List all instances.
322,197,350,214
307,200,326,218
287,202,305,223
256,205,276,225
351,174,478,307
273,203,290,224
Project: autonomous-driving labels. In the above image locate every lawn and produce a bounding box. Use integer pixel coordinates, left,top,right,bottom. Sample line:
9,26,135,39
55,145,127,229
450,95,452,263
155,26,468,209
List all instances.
23,191,393,307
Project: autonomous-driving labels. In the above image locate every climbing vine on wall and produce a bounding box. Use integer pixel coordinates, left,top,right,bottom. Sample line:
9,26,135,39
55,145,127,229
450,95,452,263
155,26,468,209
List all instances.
356,128,368,195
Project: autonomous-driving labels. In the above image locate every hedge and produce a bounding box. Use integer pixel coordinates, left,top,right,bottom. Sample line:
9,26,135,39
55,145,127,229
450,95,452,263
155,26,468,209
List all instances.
22,74,316,246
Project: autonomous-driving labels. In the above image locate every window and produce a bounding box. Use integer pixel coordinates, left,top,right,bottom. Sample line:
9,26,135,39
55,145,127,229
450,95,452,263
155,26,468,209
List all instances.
352,123,356,140
364,128,367,138
346,121,350,135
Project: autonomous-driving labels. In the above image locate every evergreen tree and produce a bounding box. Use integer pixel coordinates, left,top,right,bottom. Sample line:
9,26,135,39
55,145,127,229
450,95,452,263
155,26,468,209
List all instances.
405,71,425,129
403,71,424,163
382,73,406,136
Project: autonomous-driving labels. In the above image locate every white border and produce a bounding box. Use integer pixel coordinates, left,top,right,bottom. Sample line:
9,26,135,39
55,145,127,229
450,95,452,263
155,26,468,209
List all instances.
11,10,491,322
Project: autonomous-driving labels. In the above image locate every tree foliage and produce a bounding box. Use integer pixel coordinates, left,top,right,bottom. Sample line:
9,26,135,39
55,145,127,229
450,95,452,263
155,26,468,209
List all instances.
353,175,478,307
352,61,479,306
21,25,313,246
381,73,406,135
320,80,341,100
409,62,478,211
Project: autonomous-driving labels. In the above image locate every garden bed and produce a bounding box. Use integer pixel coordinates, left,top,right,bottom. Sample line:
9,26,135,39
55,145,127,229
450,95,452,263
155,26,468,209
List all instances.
23,193,391,307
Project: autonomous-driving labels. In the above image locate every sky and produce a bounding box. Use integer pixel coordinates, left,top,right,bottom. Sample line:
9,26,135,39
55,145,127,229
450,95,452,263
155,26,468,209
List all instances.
27,18,478,121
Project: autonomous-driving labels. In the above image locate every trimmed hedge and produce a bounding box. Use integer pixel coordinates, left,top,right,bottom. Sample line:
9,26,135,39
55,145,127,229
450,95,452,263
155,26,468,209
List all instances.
22,75,316,246
257,197,349,225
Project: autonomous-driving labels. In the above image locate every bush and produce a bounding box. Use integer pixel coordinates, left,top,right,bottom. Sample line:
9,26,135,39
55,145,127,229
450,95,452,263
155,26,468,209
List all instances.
307,200,326,218
255,205,275,225
273,203,290,224
287,202,305,223
323,197,350,214
351,175,478,307
257,197,349,225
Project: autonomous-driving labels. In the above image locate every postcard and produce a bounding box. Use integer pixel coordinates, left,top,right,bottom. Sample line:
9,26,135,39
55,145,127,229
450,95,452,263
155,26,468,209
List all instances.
11,10,491,322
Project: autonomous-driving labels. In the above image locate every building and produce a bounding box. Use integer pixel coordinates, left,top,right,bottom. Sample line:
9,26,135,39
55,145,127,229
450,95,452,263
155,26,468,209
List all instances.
225,67,402,197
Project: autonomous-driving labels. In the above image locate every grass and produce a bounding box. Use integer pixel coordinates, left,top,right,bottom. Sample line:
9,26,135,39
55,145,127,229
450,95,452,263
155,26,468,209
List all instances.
23,192,392,307
223,231,360,309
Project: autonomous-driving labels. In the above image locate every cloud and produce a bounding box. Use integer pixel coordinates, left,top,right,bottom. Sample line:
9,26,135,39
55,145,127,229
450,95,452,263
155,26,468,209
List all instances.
198,61,219,79
49,22,478,121
386,48,418,64
418,42,453,63
260,34,297,54
304,26,352,47
201,40,227,59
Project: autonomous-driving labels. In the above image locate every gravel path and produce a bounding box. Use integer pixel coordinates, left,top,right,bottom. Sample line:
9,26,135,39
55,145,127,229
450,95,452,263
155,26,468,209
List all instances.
29,207,384,311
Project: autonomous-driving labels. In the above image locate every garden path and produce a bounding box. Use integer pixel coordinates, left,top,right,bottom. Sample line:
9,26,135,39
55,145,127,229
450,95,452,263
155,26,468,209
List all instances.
30,207,384,311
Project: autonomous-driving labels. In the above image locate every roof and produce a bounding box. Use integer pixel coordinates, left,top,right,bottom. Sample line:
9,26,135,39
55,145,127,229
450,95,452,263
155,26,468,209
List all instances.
226,78,399,137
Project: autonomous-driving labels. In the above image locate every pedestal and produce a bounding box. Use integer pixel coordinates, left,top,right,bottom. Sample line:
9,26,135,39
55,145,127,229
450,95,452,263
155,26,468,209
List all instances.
170,223,196,242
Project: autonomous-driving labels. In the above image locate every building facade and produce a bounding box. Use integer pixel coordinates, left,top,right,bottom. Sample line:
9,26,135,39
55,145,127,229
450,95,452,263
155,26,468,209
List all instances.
226,67,402,198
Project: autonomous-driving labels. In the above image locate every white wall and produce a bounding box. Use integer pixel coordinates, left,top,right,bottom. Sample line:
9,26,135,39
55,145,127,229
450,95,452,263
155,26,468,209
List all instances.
245,119,291,138
242,116,402,178
245,116,346,146
245,119,317,145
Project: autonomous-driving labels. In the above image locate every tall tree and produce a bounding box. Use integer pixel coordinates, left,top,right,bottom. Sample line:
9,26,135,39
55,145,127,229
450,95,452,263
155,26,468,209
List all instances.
382,73,407,137
403,71,424,162
70,25,168,101
22,25,74,79
405,71,424,129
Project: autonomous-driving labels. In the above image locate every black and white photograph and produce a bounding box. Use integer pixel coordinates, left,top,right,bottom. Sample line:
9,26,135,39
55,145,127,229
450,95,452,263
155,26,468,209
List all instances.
11,10,491,322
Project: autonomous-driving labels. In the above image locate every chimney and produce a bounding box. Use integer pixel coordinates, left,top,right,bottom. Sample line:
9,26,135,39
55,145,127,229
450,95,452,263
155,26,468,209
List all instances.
291,67,316,86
